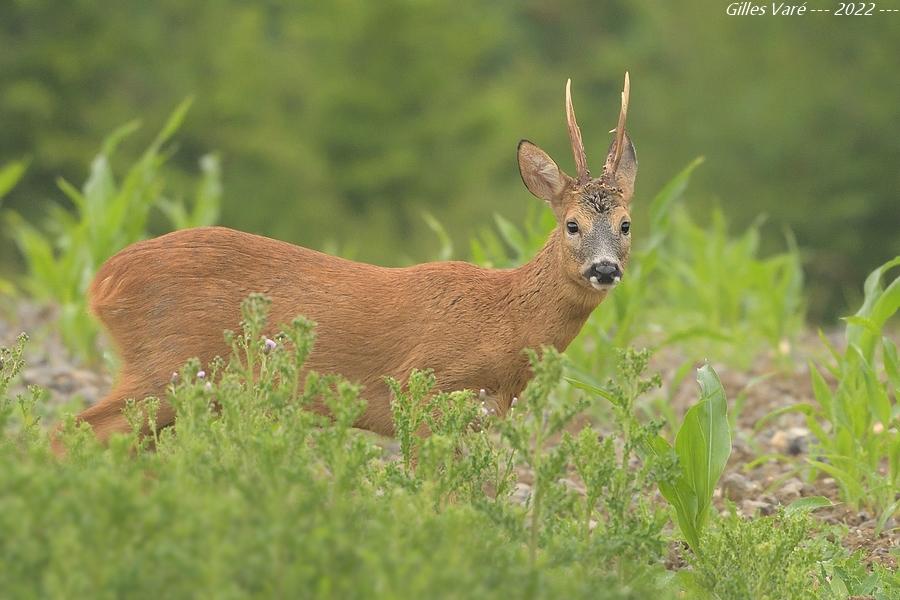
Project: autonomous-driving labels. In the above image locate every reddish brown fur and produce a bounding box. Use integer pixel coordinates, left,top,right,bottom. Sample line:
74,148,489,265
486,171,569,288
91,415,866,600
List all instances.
75,226,604,442
59,77,636,450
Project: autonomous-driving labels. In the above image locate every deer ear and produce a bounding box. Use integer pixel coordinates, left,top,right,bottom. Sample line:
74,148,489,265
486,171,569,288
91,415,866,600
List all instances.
517,140,570,207
602,133,637,202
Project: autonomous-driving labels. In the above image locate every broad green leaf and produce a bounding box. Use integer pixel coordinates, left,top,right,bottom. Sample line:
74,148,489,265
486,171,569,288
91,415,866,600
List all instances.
848,256,900,360
784,496,833,516
564,376,617,404
869,275,900,333
646,434,700,552
674,364,732,532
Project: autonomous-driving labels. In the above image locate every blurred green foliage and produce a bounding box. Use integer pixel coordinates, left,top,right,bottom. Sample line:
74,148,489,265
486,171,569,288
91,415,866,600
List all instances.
1,1,897,319
4,103,220,361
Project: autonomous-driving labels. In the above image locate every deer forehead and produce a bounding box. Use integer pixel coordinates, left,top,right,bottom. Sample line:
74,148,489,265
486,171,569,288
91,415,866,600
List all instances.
565,183,629,225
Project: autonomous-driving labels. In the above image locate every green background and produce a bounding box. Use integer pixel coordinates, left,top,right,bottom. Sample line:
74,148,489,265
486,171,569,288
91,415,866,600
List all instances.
2,1,898,320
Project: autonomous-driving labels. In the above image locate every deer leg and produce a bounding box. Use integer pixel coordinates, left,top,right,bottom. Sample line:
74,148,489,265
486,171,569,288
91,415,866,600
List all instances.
52,372,174,454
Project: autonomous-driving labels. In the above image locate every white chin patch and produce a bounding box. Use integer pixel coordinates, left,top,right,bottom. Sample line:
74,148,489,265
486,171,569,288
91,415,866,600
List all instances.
588,275,619,291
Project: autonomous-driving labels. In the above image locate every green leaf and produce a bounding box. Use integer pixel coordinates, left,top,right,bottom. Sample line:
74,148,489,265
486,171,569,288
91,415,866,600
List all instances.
875,499,900,535
675,364,732,533
0,159,29,201
648,157,705,238
191,153,221,227
848,256,900,360
146,96,194,157
806,459,865,504
5,211,60,300
652,365,732,553
754,402,820,432
100,119,141,158
493,213,528,260
421,211,454,261
657,324,733,348
784,496,833,516
883,337,900,395
809,362,834,418
646,434,701,552
563,376,617,404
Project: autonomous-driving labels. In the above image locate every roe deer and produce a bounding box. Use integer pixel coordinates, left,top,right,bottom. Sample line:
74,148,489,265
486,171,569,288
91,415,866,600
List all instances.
65,74,637,446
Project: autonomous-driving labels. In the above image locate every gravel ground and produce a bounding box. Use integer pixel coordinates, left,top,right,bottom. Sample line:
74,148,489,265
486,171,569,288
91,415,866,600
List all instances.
2,299,896,569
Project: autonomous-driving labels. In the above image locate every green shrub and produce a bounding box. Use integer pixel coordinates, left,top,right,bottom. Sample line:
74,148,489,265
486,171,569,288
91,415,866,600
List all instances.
686,510,841,600
1,297,680,598
3,294,886,597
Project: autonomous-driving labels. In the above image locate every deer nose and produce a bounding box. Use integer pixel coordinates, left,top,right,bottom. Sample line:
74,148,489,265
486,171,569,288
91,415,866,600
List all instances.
587,261,622,285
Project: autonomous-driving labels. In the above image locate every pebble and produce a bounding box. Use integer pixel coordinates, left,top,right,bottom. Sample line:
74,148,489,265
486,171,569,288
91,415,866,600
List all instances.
511,482,532,506
2,301,110,410
741,499,775,516
770,426,810,455
721,472,761,502
559,477,585,495
778,477,804,502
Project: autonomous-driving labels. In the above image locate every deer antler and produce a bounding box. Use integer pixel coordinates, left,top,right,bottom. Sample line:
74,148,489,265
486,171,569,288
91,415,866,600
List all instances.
607,71,630,175
566,79,590,184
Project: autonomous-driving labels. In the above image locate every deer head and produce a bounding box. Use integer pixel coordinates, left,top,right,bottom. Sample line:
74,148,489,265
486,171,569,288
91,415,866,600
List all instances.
517,73,637,293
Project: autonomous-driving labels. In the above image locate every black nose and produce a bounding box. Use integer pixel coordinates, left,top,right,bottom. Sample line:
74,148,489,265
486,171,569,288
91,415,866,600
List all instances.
588,261,622,284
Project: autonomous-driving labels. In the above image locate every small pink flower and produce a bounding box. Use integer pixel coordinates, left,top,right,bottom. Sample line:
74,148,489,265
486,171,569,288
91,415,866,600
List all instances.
197,370,206,379
263,337,277,354
170,372,179,383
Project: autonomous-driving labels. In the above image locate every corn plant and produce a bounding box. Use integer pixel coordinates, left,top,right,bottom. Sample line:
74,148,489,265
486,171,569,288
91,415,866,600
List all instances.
3,101,220,361
761,256,899,520
649,364,731,553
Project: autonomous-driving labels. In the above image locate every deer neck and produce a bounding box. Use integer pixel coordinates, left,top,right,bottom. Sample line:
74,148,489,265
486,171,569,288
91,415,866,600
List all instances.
506,233,604,352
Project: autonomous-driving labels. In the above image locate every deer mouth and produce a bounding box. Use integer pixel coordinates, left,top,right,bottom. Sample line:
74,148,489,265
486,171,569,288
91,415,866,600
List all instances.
588,275,621,291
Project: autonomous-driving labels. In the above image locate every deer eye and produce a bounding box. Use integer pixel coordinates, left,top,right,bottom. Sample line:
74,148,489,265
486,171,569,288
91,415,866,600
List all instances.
566,221,579,234
620,220,631,235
